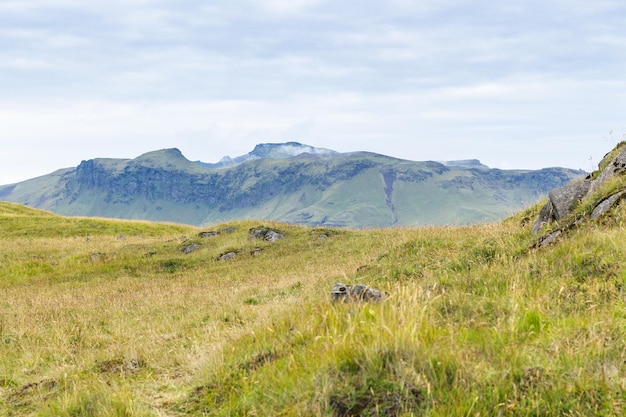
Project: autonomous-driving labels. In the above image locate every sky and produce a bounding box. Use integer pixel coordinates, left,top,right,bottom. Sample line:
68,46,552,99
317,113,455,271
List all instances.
1,0,626,185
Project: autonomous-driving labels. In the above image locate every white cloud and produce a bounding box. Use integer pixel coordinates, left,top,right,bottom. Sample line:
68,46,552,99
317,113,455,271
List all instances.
1,70,623,182
251,0,330,15
1,1,626,184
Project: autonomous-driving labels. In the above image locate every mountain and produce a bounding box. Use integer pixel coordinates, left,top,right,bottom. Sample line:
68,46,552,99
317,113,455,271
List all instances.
0,142,585,227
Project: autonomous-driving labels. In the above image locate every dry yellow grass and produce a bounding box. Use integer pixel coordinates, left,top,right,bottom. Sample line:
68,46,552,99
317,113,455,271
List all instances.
1,195,626,416
0,211,417,415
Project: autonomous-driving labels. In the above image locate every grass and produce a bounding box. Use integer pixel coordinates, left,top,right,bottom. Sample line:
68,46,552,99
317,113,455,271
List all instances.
1,155,626,416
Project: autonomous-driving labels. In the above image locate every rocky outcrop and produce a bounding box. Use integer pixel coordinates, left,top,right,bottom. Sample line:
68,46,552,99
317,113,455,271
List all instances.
533,144,626,235
531,180,591,234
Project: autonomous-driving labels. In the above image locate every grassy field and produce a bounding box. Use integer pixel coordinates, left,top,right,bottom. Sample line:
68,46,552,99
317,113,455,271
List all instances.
1,161,626,416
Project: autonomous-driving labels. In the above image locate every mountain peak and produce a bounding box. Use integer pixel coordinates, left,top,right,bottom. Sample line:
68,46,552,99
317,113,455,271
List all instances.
131,148,194,170
203,142,338,169
249,142,337,159
136,148,186,160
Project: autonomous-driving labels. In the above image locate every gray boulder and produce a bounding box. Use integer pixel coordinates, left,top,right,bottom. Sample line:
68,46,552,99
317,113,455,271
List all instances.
264,230,284,242
331,282,385,303
249,227,284,242
588,148,626,194
219,252,237,260
548,179,591,219
532,180,590,234
591,190,626,220
182,244,201,254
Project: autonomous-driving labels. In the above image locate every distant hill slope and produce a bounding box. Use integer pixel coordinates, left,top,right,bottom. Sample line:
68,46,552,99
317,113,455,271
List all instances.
0,142,584,227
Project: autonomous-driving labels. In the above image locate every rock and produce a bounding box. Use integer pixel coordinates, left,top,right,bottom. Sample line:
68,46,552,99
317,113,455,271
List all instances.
264,230,284,242
531,179,591,234
219,252,237,260
249,228,284,242
535,230,562,248
89,253,103,260
548,180,591,219
198,231,218,238
589,148,626,194
182,244,201,254
331,282,385,303
249,228,267,240
532,200,555,235
591,190,626,220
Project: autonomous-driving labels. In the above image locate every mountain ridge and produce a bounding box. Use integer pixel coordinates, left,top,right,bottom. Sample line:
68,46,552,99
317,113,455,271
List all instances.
197,142,339,169
0,143,585,228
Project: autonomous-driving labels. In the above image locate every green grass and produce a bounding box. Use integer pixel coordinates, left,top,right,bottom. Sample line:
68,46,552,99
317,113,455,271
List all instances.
1,151,626,417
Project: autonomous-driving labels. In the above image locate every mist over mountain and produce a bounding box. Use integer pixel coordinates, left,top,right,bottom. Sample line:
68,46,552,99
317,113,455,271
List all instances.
198,142,338,169
0,142,584,228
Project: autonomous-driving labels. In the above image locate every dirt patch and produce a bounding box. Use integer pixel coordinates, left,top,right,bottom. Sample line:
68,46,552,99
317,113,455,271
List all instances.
96,357,145,375
330,383,423,417
239,350,281,373
6,378,58,408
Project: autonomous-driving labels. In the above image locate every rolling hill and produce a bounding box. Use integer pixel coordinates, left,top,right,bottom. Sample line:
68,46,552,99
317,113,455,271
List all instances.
0,143,584,228
1,143,625,416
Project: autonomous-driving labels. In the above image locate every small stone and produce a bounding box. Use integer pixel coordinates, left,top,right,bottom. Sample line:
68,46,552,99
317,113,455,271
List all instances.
536,230,562,248
219,252,237,260
264,230,283,242
182,244,201,254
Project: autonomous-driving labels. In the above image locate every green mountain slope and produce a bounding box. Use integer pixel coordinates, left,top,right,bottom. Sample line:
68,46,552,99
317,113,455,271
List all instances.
0,144,625,416
0,144,584,228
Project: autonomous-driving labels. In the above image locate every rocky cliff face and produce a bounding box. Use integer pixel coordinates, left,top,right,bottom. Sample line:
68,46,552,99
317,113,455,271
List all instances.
75,158,223,204
0,144,585,227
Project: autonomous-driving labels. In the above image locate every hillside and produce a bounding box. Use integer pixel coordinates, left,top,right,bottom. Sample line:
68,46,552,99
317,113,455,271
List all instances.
0,143,584,228
0,143,625,416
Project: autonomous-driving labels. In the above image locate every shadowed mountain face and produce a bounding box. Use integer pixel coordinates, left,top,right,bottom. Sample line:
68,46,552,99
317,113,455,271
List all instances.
0,143,585,227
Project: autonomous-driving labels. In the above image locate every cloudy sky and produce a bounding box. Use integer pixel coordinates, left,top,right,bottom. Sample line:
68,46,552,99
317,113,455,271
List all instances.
1,0,625,184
